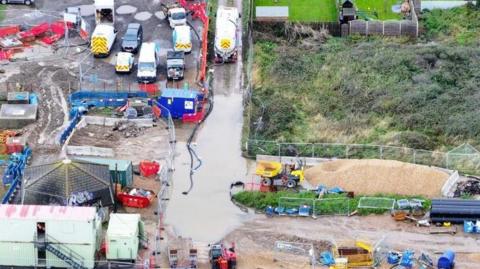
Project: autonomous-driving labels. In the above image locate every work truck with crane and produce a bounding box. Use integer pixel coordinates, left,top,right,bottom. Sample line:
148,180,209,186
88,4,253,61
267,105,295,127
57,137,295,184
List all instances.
91,0,117,57
214,6,239,63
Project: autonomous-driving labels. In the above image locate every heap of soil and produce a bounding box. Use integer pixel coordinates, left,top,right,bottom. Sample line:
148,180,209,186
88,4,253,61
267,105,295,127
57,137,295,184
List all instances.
304,159,449,197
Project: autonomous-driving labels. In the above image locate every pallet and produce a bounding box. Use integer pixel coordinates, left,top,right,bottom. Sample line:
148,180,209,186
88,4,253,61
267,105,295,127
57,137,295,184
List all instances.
428,226,457,235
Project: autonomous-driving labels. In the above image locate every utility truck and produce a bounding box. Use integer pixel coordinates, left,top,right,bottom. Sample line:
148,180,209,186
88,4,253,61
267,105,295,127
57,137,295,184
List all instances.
91,0,117,57
173,25,192,53
167,51,185,80
137,42,160,83
214,6,239,63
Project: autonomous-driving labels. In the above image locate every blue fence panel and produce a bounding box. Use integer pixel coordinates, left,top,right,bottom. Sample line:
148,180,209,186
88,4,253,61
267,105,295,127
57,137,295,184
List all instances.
69,91,148,108
1,147,32,204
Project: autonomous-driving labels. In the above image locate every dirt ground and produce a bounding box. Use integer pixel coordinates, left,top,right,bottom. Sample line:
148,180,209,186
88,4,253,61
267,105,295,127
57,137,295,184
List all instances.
224,214,480,269
305,159,450,197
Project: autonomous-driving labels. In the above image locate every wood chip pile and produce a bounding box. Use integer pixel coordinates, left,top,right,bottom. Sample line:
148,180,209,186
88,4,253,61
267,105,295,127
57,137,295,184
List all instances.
304,159,449,197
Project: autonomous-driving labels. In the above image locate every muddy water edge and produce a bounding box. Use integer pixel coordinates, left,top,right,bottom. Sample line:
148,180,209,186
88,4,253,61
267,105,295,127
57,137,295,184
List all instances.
164,0,253,243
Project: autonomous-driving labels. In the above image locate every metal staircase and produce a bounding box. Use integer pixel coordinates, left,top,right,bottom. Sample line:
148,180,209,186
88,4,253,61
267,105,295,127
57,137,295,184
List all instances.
45,235,87,269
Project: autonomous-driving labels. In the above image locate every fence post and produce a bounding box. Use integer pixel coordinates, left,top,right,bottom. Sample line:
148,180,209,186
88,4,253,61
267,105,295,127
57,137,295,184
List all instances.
413,150,416,164
311,144,315,158
345,145,349,158
379,146,383,159
446,154,449,170
277,143,281,157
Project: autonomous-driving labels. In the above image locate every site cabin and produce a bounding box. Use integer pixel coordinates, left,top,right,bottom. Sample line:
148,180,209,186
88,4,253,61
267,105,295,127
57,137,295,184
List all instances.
173,25,192,53
137,42,161,83
0,205,101,269
106,213,145,262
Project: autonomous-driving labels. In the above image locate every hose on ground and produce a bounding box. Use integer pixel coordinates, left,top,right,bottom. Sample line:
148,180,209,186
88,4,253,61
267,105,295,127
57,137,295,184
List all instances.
182,81,215,195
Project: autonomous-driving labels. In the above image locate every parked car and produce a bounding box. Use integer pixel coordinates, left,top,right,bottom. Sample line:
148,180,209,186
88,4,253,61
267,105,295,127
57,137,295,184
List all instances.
121,23,143,54
1,0,34,5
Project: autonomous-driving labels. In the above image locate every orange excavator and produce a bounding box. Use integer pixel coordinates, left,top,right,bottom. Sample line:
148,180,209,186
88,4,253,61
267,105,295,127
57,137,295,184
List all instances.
209,243,237,269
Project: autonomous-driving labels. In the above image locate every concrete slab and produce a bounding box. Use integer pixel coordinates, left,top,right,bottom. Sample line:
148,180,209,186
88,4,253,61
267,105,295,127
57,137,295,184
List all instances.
0,104,37,128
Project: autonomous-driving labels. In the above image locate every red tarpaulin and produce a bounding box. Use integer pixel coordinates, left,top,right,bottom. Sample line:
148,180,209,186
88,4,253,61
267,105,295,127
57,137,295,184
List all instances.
0,25,20,38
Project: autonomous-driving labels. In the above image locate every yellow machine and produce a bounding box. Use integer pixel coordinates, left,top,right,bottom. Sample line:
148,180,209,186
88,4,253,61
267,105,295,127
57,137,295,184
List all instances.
332,240,374,268
256,161,304,188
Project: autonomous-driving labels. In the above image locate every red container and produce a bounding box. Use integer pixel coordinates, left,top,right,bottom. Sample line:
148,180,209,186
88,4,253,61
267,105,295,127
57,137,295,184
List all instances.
6,136,26,154
116,187,156,208
140,161,160,177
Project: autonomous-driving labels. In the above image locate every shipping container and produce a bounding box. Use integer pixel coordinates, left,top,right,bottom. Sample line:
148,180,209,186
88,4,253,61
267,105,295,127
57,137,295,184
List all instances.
158,88,198,119
74,157,133,187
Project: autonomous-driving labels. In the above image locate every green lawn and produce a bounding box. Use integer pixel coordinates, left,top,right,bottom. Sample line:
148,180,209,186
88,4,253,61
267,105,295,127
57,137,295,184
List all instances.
0,5,5,22
255,0,402,22
256,0,339,22
355,0,402,20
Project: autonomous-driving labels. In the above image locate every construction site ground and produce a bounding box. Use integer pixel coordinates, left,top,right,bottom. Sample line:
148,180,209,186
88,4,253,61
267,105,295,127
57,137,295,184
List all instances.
1,1,479,269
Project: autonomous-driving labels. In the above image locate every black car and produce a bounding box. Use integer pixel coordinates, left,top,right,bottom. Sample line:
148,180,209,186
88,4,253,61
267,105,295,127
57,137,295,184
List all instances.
1,0,34,5
121,23,143,54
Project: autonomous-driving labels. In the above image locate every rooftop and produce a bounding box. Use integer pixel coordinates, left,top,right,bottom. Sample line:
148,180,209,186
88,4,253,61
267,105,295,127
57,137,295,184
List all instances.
0,204,96,222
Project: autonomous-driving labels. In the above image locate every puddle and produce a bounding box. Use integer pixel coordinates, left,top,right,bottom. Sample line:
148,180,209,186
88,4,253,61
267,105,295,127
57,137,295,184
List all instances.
421,0,475,9
134,11,153,21
155,11,166,20
116,5,138,15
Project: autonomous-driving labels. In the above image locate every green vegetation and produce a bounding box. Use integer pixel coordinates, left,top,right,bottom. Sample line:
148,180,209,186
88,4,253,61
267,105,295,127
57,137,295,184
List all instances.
232,191,431,215
355,0,401,20
255,0,402,22
0,5,5,21
248,6,480,150
255,0,338,22
422,4,480,44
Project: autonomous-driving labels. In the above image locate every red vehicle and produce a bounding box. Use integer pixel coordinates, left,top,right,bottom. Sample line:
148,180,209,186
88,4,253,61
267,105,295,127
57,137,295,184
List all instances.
116,187,156,208
209,243,236,269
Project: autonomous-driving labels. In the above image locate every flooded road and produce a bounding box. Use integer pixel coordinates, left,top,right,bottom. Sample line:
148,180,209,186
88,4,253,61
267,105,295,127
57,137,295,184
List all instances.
164,0,252,243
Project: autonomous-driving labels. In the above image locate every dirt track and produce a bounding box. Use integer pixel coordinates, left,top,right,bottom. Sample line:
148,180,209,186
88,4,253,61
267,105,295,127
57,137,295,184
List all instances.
225,214,480,269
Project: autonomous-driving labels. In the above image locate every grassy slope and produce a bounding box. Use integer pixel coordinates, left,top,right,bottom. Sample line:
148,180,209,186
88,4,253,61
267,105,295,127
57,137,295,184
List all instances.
255,0,338,22
249,6,480,150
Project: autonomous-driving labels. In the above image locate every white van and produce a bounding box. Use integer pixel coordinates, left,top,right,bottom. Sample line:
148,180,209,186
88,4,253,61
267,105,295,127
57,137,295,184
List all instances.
173,25,192,53
137,42,160,83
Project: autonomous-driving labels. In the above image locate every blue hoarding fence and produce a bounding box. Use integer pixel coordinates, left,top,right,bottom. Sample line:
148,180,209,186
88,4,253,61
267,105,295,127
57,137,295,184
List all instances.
69,91,148,108
1,147,32,204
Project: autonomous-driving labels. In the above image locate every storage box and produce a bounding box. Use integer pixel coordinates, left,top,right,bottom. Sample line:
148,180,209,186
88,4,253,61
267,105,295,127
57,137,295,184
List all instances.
0,104,38,128
7,92,30,104
6,136,26,154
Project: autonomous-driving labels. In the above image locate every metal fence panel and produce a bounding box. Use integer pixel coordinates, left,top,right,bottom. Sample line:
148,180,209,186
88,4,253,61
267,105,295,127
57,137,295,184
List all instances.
314,197,351,216
313,144,347,158
357,197,395,210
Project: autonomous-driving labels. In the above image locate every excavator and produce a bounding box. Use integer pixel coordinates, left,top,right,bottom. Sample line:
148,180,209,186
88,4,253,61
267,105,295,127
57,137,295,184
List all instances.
256,159,304,189
209,243,237,269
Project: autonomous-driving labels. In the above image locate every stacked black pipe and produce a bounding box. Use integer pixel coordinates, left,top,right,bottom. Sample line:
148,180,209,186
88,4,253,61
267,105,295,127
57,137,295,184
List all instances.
430,199,480,223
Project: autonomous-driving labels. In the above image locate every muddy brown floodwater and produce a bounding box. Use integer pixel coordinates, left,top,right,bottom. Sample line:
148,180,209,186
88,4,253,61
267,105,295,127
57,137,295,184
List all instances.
164,0,251,244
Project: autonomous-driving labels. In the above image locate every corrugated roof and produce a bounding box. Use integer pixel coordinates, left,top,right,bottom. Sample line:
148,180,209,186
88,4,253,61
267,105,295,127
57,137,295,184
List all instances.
74,157,132,171
107,213,140,237
161,89,198,99
0,205,96,221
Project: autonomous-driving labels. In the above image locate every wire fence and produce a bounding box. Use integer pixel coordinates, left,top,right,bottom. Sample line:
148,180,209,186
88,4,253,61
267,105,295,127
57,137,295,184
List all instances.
246,140,480,175
154,103,177,265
